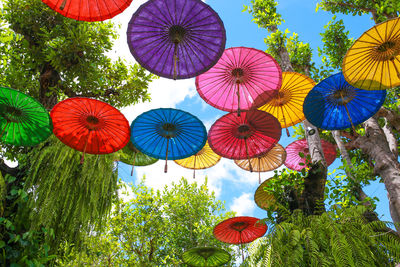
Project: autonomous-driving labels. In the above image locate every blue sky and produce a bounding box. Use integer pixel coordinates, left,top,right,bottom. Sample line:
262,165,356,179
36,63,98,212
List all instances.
113,0,390,222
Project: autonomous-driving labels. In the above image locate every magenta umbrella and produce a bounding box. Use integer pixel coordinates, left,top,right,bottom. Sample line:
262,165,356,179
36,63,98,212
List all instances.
196,47,282,116
284,139,337,171
208,110,281,171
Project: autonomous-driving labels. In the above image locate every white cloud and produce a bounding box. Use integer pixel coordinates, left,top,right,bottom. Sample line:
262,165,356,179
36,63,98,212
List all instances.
230,193,256,216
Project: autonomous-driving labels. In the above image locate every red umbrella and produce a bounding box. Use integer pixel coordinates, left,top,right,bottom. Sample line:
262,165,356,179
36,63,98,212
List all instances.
208,110,281,172
284,139,337,171
51,97,130,163
213,216,267,261
196,47,282,116
42,0,132,21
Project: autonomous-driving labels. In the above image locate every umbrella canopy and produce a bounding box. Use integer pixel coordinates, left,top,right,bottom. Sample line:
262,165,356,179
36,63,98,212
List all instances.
342,17,400,90
303,72,386,131
213,216,267,245
42,0,132,21
234,143,286,183
284,139,336,171
196,47,282,115
119,141,158,175
254,178,276,211
208,110,281,167
51,97,130,162
127,0,226,80
131,108,207,172
174,141,221,178
258,72,315,136
0,86,52,146
182,247,231,267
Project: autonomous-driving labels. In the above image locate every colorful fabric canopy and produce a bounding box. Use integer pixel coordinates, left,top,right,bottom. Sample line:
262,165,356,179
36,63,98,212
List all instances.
51,97,130,162
254,178,277,211
258,72,315,136
234,143,286,183
0,86,52,146
208,110,281,170
119,141,158,175
196,47,282,115
174,141,221,178
284,139,336,171
131,108,207,172
343,17,400,90
182,247,231,267
127,0,226,80
303,72,386,130
42,0,132,21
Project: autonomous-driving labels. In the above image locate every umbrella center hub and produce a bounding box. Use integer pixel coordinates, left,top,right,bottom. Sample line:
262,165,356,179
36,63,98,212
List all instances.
161,123,177,138
231,68,244,84
237,124,251,139
197,248,215,260
85,115,101,130
274,91,289,106
2,106,23,122
231,221,249,232
330,87,356,105
303,148,309,154
373,40,400,61
169,25,187,44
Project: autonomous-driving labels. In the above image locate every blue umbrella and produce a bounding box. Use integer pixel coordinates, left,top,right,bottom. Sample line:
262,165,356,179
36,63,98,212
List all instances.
303,72,386,130
131,108,207,172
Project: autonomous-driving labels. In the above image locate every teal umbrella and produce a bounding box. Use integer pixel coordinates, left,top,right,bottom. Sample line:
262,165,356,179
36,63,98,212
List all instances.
0,86,52,146
182,247,231,267
119,141,158,175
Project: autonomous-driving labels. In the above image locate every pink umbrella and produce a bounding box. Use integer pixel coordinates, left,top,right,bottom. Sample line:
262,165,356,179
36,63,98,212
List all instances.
284,139,337,171
208,110,281,171
196,47,282,116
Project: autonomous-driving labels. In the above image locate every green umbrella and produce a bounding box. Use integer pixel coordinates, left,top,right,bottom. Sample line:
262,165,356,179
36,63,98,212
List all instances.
182,247,231,267
0,87,52,146
118,141,158,175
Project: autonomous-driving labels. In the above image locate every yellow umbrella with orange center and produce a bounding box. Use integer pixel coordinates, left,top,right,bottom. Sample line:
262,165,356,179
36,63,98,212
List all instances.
174,141,221,178
258,72,315,136
234,143,286,183
343,17,400,90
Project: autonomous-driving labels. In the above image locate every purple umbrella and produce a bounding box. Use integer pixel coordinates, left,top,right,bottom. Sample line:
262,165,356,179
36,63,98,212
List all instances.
127,0,226,80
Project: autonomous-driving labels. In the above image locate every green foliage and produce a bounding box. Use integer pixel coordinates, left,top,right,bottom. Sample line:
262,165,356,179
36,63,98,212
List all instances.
318,16,354,70
246,206,400,266
0,0,154,108
59,178,237,266
24,136,119,251
243,0,284,31
286,32,313,74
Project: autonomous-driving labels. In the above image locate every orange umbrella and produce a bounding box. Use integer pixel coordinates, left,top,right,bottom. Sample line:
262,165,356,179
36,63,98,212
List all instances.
254,178,276,211
234,143,286,183
258,72,315,136
174,141,221,178
343,17,400,90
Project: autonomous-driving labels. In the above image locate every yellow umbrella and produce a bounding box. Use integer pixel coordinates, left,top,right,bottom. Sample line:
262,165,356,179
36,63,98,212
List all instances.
258,72,315,136
343,17,400,90
174,141,221,178
234,143,286,183
254,178,277,211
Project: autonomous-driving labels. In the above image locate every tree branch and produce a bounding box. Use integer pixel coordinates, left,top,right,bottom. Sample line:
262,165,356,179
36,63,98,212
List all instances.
377,107,400,132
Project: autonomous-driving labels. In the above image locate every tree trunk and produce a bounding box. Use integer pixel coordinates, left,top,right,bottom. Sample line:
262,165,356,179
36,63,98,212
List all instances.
39,63,60,109
355,117,400,232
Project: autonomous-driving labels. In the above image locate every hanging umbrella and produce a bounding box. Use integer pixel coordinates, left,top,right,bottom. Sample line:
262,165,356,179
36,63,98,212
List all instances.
303,72,386,131
127,0,226,80
213,216,267,261
174,141,221,178
42,0,132,21
234,143,286,183
258,72,315,136
254,178,277,211
284,139,336,171
342,17,400,90
118,141,158,176
51,97,130,163
208,110,281,172
182,247,231,267
131,108,207,173
0,86,52,146
196,47,282,116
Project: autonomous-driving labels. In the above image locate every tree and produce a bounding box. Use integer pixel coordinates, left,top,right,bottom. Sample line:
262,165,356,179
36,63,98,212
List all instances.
59,178,238,266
